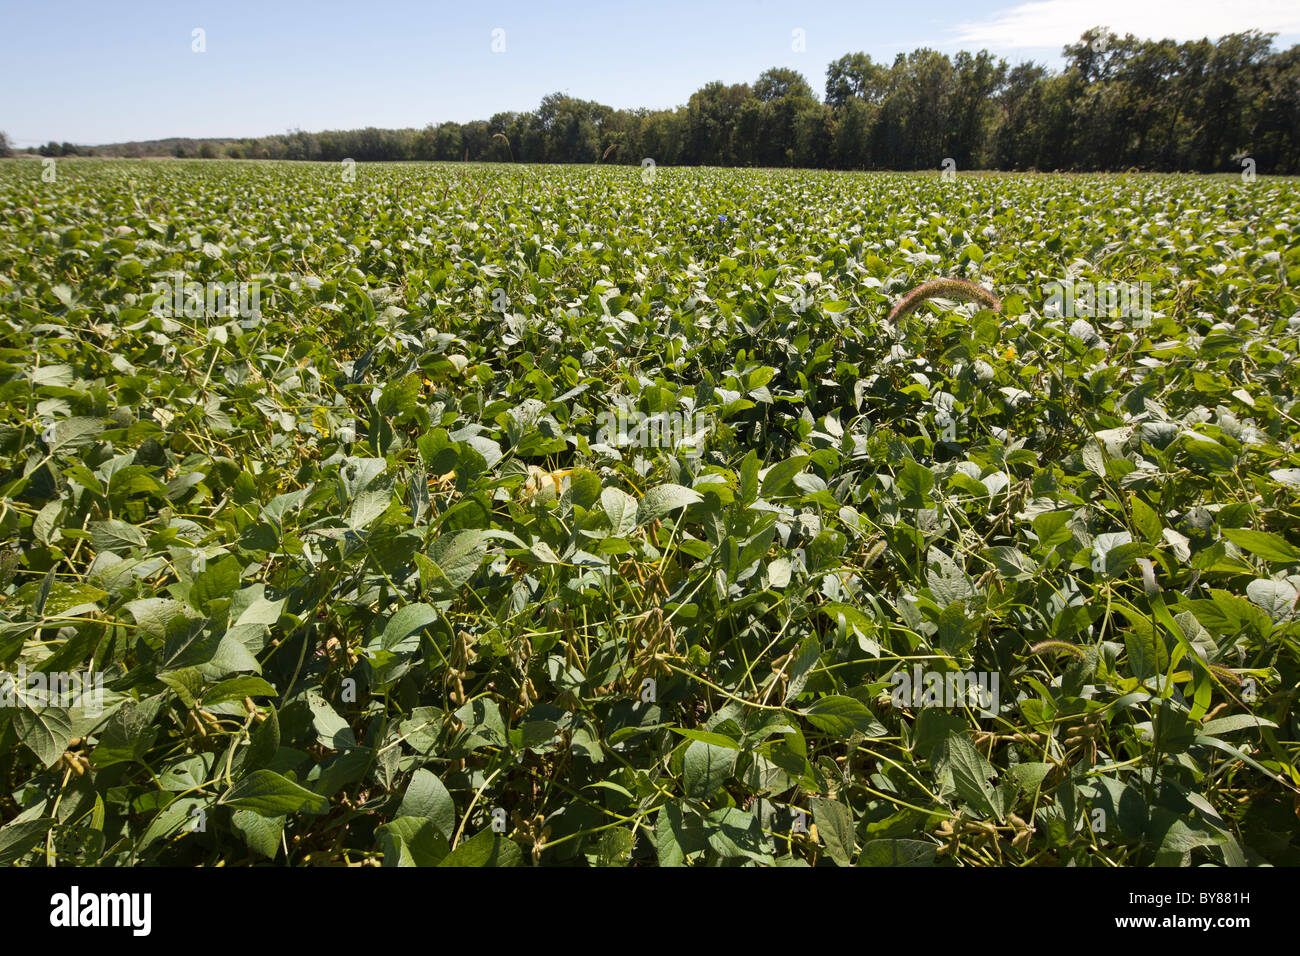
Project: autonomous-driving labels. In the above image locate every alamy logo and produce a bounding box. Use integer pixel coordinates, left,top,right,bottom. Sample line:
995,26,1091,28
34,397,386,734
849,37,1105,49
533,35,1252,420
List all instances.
891,665,1000,716
0,666,104,717
595,406,709,459
1043,279,1152,324
49,886,151,936
151,275,261,318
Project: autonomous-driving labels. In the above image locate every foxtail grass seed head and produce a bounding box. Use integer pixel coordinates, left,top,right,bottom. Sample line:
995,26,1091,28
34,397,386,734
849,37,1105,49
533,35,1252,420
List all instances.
887,278,1000,323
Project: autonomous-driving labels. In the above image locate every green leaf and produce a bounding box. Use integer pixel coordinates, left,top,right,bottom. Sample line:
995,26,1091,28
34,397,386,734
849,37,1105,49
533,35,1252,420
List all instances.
926,548,973,606
1130,497,1162,543
1224,528,1300,563
0,816,55,866
1032,511,1073,552
800,695,881,737
1245,578,1297,622
934,732,1004,821
378,375,421,418
738,449,760,505
593,826,636,866
90,701,156,768
377,603,440,655
669,727,743,749
89,519,146,554
377,816,452,866
857,838,937,866
241,705,280,773
1199,714,1277,735
221,770,330,816
137,797,206,850
48,417,105,453
201,675,278,706
398,769,457,841
637,484,702,523
231,809,284,860
896,460,935,507
761,455,810,496
306,689,357,749
654,801,707,866
809,796,855,866
13,706,75,769
600,486,639,536
704,806,772,862
439,828,521,866
1125,622,1170,680
157,668,205,708
24,581,107,616
191,555,242,609
348,487,391,529
427,531,489,588
818,603,878,654
1182,439,1235,473
682,739,735,801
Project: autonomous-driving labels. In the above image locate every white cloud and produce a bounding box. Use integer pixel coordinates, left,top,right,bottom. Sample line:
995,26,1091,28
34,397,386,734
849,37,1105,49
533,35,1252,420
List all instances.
950,0,1300,52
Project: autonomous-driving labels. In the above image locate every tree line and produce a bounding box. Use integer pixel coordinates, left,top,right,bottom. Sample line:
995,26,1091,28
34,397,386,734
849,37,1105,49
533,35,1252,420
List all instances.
10,28,1300,173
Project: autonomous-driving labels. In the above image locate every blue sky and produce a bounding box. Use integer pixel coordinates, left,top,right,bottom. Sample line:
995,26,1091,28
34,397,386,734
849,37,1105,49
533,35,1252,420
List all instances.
3,0,1298,147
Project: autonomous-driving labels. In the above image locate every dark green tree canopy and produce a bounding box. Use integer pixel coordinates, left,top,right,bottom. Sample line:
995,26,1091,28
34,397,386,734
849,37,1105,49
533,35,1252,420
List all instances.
753,67,816,102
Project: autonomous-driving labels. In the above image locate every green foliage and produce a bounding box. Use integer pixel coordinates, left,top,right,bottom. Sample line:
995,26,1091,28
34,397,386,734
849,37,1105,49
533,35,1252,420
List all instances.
0,159,1298,867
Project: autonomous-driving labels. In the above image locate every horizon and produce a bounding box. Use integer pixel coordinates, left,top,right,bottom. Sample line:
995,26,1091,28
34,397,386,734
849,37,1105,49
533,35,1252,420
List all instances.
4,0,1299,149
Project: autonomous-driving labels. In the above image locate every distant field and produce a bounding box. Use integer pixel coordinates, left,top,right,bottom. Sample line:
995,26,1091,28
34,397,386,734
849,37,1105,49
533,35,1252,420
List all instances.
1,159,1298,866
